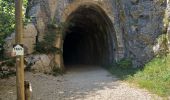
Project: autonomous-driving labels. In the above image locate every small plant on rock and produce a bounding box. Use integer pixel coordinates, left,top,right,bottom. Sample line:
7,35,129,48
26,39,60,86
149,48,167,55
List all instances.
117,58,133,69
52,65,64,76
35,23,65,54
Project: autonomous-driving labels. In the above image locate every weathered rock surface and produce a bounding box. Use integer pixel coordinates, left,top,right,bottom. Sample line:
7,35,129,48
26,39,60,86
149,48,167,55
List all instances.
3,23,37,57
3,0,170,70
122,0,168,67
23,23,37,54
25,54,54,73
26,0,169,68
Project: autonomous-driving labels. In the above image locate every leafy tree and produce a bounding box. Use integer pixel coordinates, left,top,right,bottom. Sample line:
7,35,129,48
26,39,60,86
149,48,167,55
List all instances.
0,0,28,44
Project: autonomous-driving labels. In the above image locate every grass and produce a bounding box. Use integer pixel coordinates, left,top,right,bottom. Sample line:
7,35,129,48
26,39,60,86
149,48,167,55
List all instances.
106,64,140,80
128,55,170,97
108,55,170,97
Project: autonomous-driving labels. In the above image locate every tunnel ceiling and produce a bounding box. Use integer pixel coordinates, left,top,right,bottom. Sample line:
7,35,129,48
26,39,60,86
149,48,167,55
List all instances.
63,4,117,66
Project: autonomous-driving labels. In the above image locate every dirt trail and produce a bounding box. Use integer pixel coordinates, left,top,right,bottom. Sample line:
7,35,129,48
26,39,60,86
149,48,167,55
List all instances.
0,65,162,100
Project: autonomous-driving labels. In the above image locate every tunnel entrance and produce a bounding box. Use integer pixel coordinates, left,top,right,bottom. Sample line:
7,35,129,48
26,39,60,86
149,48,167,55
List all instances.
63,4,117,67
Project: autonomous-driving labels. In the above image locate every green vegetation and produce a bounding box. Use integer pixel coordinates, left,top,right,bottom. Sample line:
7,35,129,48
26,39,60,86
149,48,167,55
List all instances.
108,35,170,97
0,0,28,44
0,0,15,44
116,58,132,69
107,58,139,80
34,24,61,54
0,0,28,60
52,66,64,76
34,22,68,54
0,0,28,78
108,55,170,97
128,55,170,97
35,31,59,54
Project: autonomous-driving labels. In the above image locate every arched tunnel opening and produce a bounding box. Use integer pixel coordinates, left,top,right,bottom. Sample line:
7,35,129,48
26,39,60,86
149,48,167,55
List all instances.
63,4,117,68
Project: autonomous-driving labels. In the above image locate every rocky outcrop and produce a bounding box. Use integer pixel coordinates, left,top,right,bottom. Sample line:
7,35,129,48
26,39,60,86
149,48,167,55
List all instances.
25,0,169,68
3,23,37,57
3,0,170,72
121,0,168,67
0,54,54,78
25,54,54,73
23,23,37,54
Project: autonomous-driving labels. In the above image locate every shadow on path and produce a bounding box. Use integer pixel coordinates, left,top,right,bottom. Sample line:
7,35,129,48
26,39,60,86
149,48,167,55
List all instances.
0,65,157,100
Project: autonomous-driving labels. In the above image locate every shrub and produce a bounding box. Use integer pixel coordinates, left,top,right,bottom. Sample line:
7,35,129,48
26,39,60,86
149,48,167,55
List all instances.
0,0,28,44
52,65,64,76
34,23,63,54
128,55,170,97
117,58,132,69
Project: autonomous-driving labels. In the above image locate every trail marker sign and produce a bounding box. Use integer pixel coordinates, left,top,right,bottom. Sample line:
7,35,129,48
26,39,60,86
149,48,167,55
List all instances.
13,44,24,56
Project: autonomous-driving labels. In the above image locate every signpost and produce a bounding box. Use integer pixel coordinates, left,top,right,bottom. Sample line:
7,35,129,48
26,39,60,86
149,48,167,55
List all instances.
15,0,25,100
13,44,24,56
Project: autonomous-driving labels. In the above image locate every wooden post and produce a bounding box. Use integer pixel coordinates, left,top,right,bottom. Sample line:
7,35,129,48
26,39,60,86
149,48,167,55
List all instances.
15,0,25,100
25,81,32,100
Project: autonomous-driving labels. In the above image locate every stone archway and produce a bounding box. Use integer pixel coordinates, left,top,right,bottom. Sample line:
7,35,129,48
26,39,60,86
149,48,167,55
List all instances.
54,3,121,69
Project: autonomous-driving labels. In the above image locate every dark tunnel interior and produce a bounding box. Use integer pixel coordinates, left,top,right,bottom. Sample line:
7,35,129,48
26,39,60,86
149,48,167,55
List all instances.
63,5,116,66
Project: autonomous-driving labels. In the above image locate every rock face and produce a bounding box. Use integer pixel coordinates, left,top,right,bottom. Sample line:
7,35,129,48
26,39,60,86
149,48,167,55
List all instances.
3,0,170,72
25,54,54,73
3,23,37,57
23,23,37,54
122,0,168,67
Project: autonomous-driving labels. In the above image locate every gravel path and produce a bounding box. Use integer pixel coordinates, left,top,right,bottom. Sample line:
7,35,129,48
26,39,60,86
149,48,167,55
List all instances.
0,65,163,100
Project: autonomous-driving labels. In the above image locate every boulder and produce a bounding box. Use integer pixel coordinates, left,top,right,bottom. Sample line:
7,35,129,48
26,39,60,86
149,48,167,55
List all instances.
25,54,54,73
